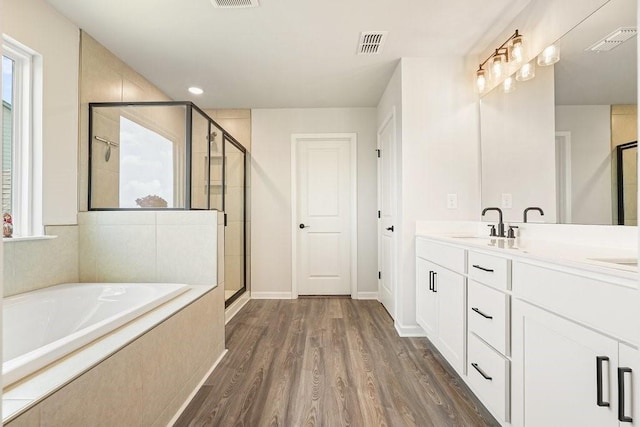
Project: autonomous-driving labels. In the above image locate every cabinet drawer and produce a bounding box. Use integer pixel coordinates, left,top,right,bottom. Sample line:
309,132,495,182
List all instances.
513,262,637,345
468,280,510,356
416,238,465,273
468,333,510,423
468,251,510,290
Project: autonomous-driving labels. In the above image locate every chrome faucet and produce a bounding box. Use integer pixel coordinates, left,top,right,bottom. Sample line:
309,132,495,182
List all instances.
524,207,544,223
482,207,505,237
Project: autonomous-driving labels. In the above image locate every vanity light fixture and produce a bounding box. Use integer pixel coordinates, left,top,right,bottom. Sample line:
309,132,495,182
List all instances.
537,44,560,66
475,29,525,92
515,60,535,81
188,86,204,95
502,76,516,93
476,67,488,93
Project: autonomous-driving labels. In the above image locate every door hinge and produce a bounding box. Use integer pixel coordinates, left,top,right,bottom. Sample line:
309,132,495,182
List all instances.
378,210,381,219
378,271,382,280
224,213,228,226
376,149,381,158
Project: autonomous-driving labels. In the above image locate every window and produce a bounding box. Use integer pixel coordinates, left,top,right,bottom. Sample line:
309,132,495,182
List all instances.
2,37,40,237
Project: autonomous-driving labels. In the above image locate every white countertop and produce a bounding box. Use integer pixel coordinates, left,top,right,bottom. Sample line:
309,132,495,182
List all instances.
417,232,638,282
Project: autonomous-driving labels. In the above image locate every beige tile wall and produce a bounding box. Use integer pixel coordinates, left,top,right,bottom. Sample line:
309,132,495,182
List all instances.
6,286,225,427
3,226,79,297
79,32,173,211
79,211,218,286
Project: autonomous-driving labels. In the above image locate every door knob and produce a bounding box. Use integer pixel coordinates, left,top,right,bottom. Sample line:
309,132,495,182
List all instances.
299,223,310,229
386,226,394,232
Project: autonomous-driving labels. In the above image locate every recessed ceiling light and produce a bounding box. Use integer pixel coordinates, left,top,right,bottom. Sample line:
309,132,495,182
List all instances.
188,87,204,95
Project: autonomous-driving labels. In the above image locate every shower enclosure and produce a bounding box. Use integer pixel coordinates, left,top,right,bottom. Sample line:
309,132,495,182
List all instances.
88,102,247,306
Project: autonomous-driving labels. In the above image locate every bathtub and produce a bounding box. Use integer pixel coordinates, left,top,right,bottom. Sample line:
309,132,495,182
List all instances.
3,282,189,387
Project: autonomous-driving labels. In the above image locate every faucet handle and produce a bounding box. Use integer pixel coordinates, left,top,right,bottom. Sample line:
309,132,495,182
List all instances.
507,225,519,239
487,224,497,237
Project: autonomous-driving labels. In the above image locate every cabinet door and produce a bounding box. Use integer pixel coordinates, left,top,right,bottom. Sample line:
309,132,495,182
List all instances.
618,344,637,426
433,264,466,375
416,257,437,337
512,300,619,427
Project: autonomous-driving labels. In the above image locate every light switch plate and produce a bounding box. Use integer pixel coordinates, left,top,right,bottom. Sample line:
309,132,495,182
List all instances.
501,193,513,209
447,193,458,209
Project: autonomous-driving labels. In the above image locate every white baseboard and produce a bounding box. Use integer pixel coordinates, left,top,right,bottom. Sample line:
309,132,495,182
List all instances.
394,322,427,338
225,292,250,324
251,291,293,299
356,292,379,300
168,349,228,426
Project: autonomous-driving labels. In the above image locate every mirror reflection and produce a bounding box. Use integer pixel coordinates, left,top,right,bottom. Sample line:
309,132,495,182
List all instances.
480,0,637,225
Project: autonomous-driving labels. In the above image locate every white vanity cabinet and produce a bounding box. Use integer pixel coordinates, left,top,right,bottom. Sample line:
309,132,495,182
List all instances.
511,261,637,427
416,238,466,375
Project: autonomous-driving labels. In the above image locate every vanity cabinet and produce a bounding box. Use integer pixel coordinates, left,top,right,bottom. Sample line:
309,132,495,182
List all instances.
511,261,637,427
416,240,466,375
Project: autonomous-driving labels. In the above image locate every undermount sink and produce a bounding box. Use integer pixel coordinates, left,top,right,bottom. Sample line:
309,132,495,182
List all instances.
588,257,638,267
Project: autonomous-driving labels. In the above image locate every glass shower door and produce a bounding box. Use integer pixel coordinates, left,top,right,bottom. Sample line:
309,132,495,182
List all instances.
224,136,246,305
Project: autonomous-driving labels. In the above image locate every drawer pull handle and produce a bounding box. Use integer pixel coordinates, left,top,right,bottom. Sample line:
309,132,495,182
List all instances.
432,271,437,293
618,367,633,422
471,363,492,381
472,264,494,273
596,356,610,407
472,307,493,319
428,271,434,291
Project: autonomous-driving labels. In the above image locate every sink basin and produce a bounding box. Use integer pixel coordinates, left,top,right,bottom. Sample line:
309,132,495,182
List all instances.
588,257,638,267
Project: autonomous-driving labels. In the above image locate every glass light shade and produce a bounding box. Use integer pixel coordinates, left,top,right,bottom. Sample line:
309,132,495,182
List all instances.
515,61,536,81
502,76,516,93
491,53,506,80
537,44,560,66
510,35,525,64
476,69,487,93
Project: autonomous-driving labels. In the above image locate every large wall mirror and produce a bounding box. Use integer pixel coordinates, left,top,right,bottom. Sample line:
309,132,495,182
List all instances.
480,0,637,225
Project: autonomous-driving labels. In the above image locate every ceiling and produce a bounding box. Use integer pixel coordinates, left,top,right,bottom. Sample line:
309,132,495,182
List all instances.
554,0,637,105
46,0,530,108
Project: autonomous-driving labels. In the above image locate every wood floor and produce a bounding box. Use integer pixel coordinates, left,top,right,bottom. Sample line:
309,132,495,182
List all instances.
175,299,498,427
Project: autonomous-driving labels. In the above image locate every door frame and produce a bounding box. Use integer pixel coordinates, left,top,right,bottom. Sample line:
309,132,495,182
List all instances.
377,108,397,318
290,133,358,299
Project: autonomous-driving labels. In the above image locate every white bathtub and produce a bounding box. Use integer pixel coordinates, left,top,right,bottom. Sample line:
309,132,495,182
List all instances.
3,282,189,387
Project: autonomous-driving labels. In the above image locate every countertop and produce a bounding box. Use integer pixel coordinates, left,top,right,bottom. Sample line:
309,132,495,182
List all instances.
417,232,638,283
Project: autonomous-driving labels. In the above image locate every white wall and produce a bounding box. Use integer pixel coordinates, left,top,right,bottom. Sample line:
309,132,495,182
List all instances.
481,64,557,223
4,0,79,225
251,108,377,298
555,105,612,225
377,57,480,333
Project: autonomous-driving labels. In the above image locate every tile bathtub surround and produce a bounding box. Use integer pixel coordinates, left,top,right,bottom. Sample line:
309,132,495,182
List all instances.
5,286,225,426
78,211,218,286
3,225,80,297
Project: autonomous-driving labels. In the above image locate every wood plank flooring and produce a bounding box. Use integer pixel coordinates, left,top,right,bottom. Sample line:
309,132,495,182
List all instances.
175,299,498,427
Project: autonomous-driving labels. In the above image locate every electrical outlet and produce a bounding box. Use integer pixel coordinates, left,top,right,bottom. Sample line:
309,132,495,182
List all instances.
501,193,513,209
447,193,458,209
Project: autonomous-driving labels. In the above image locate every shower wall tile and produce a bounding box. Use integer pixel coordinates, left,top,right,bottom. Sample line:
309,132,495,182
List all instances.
4,226,79,297
157,224,217,286
78,211,219,286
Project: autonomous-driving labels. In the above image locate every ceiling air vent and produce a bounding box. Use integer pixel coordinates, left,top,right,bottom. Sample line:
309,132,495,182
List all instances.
586,27,637,52
357,31,388,55
210,0,259,8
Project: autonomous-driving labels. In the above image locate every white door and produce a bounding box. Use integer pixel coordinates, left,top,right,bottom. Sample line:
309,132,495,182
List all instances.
295,135,354,295
378,111,396,317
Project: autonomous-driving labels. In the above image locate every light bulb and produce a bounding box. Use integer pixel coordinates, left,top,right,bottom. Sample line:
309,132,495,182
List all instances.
476,69,487,93
516,61,536,81
510,35,525,64
188,86,204,95
491,53,506,80
503,76,516,93
537,44,560,66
